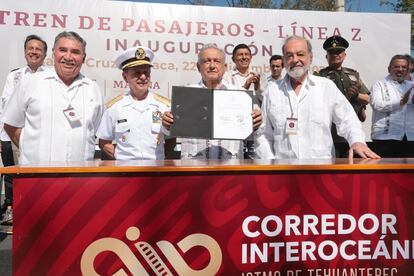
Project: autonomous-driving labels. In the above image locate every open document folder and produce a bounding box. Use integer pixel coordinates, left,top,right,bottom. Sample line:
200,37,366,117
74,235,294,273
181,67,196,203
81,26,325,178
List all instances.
170,86,253,140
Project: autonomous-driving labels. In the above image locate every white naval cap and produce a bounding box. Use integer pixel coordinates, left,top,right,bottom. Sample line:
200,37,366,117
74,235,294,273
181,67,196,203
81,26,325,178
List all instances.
115,46,154,70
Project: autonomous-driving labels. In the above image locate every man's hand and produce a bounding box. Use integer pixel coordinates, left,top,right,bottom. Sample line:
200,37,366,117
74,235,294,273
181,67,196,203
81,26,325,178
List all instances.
4,124,21,148
348,142,381,160
252,108,262,130
400,86,413,105
345,85,359,100
357,106,367,122
356,93,369,105
162,111,174,130
98,139,115,160
244,73,261,91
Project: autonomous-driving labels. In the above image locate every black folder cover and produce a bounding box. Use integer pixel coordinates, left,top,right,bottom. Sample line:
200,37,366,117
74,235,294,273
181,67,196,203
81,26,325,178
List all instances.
170,86,252,139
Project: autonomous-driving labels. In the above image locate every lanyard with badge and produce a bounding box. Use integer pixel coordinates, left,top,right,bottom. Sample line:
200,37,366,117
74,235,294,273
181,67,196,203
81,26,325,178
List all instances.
286,93,298,135
62,85,81,123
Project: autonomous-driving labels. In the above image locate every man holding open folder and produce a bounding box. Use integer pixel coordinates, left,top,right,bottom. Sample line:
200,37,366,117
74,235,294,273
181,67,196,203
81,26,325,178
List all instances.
162,44,262,159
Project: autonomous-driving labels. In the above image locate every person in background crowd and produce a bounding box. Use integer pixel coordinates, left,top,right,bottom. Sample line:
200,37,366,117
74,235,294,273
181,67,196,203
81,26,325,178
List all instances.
268,54,284,82
0,34,47,229
370,54,414,157
162,44,262,159
316,36,370,157
97,47,170,160
406,54,414,81
2,31,103,165
409,55,414,104
255,36,379,160
260,55,284,106
222,43,264,158
222,43,265,104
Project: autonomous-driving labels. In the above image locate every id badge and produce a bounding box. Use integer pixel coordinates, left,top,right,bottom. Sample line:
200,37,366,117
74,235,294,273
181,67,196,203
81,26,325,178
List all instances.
286,117,298,135
152,111,162,124
63,107,81,123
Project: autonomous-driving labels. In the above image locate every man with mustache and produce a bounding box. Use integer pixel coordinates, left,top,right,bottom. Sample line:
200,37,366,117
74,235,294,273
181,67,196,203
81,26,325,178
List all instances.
317,36,370,158
255,36,379,159
370,54,414,157
162,44,262,159
0,34,48,228
96,47,170,160
2,31,104,164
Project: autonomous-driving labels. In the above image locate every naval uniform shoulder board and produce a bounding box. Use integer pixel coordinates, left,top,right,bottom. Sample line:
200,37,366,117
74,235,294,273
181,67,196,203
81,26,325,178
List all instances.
105,94,124,109
153,93,171,107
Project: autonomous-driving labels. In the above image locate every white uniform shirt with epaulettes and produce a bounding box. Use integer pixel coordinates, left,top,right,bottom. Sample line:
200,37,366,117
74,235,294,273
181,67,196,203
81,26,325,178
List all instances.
97,91,170,160
0,65,47,141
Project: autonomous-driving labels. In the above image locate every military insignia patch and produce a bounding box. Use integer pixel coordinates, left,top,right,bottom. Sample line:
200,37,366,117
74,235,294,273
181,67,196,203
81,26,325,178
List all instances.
135,48,146,60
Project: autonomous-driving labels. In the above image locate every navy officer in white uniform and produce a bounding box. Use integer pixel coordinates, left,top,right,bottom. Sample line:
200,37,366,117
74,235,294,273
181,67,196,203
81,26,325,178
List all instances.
97,47,170,160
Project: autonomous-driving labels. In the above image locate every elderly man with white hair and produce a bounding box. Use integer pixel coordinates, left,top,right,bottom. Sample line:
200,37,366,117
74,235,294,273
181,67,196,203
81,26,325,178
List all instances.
162,44,262,159
255,36,379,160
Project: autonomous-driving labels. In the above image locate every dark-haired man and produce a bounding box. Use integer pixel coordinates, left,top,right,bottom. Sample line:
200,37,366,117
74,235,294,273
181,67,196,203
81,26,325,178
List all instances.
0,34,48,226
370,54,414,157
222,44,264,158
268,55,284,82
223,43,265,103
3,31,103,164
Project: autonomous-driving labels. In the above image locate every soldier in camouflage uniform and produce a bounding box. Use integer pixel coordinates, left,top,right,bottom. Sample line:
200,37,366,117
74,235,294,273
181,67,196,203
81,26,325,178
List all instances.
316,36,370,157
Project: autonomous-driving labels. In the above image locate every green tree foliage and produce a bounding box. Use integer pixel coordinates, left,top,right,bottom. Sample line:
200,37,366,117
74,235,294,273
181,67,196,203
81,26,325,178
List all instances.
225,0,274,8
185,0,214,5
186,0,345,11
276,0,337,11
381,0,414,51
213,0,337,10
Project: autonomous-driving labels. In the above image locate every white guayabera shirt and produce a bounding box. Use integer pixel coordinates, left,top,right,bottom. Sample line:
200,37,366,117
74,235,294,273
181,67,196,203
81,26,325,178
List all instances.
370,75,414,141
255,74,365,159
2,68,104,164
0,65,47,141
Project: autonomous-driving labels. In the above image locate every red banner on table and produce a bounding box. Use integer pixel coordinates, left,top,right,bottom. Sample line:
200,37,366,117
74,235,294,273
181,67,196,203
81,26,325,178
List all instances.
13,172,414,275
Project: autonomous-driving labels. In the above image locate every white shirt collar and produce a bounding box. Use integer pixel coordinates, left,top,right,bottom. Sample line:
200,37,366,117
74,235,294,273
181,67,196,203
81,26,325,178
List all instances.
198,80,228,89
281,71,315,89
23,64,47,74
47,68,89,89
231,68,252,78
